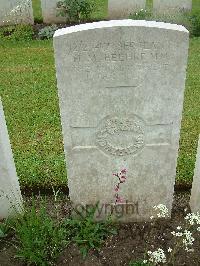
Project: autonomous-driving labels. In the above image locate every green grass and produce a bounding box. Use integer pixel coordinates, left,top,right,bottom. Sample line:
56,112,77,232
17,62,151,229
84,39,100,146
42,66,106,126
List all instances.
32,0,43,23
91,0,107,20
177,37,200,184
0,40,67,188
0,37,199,188
192,0,200,11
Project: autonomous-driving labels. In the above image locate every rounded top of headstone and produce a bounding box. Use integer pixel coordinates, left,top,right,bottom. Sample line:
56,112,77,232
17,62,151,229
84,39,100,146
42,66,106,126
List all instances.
54,19,189,38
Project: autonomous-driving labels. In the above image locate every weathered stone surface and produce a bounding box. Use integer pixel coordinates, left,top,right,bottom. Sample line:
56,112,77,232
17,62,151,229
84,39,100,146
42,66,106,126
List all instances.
190,136,200,212
41,0,66,24
108,0,146,19
0,0,34,26
0,99,23,219
153,0,192,13
53,20,189,222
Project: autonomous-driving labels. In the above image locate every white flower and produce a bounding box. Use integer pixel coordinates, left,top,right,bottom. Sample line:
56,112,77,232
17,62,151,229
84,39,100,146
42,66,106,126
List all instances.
197,227,200,231
135,12,138,15
168,247,172,253
185,212,200,225
143,260,148,264
147,248,166,264
171,231,176,236
177,226,182,230
175,232,183,237
153,204,169,218
182,230,195,248
150,216,154,220
185,247,194,252
141,9,144,11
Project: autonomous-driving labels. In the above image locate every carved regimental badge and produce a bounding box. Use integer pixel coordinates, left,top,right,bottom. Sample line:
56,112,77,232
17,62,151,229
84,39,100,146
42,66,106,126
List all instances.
96,115,145,156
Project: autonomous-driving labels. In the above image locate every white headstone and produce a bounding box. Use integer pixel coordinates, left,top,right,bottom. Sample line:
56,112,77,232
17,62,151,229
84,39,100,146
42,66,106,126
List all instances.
153,0,192,13
41,0,66,24
53,20,189,222
0,100,23,219
0,0,34,26
190,136,200,212
108,0,146,19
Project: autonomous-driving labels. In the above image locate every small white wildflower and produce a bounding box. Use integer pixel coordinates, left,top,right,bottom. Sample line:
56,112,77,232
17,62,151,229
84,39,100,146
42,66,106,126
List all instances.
197,227,200,231
171,231,176,236
135,12,138,15
185,247,194,252
141,9,144,11
148,248,166,264
185,212,200,225
182,230,195,248
168,247,172,253
175,232,183,237
153,204,169,218
150,216,154,220
143,260,148,264
177,226,182,230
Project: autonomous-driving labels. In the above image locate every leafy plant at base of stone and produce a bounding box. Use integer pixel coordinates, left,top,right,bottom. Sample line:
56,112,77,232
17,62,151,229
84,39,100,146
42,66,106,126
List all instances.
57,0,95,23
64,203,117,258
0,221,10,238
38,25,58,40
9,200,69,266
0,25,33,42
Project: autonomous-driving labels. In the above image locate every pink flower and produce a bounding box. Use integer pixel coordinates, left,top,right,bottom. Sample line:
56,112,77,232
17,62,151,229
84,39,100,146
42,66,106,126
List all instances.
116,196,124,203
114,186,119,192
121,169,127,174
120,176,126,183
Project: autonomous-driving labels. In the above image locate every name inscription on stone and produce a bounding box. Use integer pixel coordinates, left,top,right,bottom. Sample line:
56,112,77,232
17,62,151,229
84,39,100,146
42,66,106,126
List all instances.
65,39,174,84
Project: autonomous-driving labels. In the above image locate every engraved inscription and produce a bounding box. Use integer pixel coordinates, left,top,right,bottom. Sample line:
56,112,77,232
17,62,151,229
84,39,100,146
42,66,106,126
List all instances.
96,115,145,156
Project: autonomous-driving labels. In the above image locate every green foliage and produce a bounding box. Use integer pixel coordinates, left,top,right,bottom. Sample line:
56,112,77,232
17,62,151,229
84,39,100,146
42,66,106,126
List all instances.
64,204,117,257
0,221,10,238
188,10,200,37
129,261,153,266
12,202,68,266
57,0,95,23
38,25,58,40
0,25,33,42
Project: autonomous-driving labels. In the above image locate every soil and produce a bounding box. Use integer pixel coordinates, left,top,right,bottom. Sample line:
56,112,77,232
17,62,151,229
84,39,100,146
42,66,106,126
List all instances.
1,190,200,266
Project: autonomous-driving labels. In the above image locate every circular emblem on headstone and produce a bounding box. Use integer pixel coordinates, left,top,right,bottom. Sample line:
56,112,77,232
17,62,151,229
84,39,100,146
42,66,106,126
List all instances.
96,115,145,156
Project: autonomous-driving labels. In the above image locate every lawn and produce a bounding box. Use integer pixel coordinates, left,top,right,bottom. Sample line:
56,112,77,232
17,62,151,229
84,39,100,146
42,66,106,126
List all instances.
0,0,199,189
